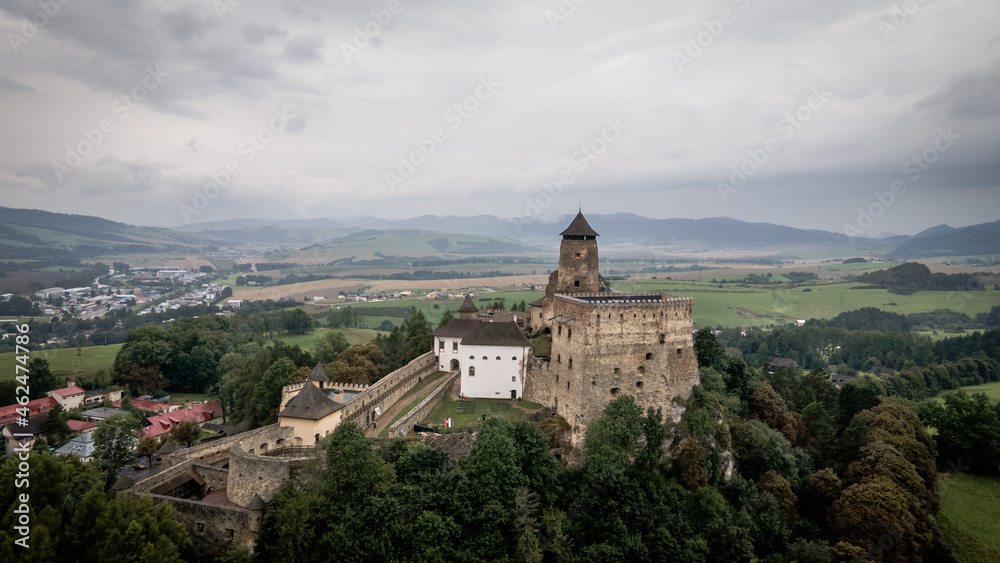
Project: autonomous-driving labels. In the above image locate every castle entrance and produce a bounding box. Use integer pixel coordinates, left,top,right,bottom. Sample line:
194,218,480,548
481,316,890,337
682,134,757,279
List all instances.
450,359,459,371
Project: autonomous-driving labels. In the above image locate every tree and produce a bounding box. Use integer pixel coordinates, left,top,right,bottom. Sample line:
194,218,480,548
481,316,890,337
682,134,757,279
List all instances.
250,357,296,427
284,308,314,335
403,309,432,361
170,419,201,447
27,357,59,400
93,413,141,480
40,403,71,448
313,330,351,364
919,390,1000,473
694,329,728,370
113,326,173,393
437,308,454,328
136,436,160,467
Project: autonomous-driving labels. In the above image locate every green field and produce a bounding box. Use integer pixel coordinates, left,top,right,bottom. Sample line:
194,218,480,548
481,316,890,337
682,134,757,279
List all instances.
937,472,1000,562
269,328,378,351
340,289,544,329
423,392,544,431
611,279,1000,328
929,381,1000,404
0,343,122,382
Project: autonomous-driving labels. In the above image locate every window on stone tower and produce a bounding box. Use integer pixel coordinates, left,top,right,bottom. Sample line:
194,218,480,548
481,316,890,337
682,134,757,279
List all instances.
676,348,683,356
610,387,620,396
646,353,653,360
568,358,573,369
567,328,572,340
613,367,620,374
637,366,646,375
636,381,643,389
574,280,580,287
659,334,666,344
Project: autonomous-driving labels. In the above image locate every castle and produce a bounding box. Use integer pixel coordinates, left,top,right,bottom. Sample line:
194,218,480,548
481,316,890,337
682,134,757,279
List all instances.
522,211,700,444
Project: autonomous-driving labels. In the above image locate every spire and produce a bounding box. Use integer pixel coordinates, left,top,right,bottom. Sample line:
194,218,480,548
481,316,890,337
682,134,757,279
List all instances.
560,210,599,238
458,293,479,319
306,362,329,383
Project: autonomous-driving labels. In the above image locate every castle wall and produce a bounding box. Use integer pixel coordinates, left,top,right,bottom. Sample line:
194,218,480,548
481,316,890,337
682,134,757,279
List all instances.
525,293,699,444
389,371,460,436
147,493,260,555
227,425,305,507
341,351,437,427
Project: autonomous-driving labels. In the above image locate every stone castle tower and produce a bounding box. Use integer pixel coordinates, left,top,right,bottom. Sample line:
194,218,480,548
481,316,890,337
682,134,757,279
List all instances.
524,212,700,445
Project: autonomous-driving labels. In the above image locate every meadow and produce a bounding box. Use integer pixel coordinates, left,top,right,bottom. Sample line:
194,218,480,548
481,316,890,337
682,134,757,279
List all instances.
928,381,1000,403
0,343,122,382
936,472,1000,562
611,279,1000,328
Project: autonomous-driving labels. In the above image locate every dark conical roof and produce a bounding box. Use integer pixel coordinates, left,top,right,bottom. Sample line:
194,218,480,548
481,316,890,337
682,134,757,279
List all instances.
458,294,478,313
306,362,329,383
158,440,177,454
279,381,343,421
246,493,266,510
560,211,599,237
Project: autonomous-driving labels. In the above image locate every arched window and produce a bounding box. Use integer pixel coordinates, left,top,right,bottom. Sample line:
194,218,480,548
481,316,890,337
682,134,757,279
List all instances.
512,356,517,361
496,356,501,360
646,352,653,360
483,356,488,360
469,366,476,377
470,355,475,360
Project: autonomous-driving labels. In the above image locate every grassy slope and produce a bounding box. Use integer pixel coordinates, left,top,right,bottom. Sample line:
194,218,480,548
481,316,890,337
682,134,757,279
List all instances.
423,394,544,431
937,473,1000,562
612,279,1000,328
928,381,1000,403
270,328,377,351
0,343,123,381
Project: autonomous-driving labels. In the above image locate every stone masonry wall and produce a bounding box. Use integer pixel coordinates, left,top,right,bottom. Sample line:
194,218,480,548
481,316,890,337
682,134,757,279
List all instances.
226,425,301,507
524,293,699,445
389,371,459,436
341,351,437,428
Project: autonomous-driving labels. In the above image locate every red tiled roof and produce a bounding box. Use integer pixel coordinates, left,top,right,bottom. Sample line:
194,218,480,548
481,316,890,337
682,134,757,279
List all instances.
112,399,175,413
67,419,97,432
51,386,86,397
0,397,57,425
139,401,222,438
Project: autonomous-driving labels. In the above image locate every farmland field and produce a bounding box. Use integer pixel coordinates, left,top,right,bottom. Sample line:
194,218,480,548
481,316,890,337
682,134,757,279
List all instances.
928,381,1000,403
611,279,1000,328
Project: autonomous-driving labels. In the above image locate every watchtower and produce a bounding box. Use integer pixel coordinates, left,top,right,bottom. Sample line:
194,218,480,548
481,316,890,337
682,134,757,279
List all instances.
555,210,600,294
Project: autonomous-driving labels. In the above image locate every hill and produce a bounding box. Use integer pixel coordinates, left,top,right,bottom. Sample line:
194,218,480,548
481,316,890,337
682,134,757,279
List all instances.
890,220,1000,258
0,206,210,258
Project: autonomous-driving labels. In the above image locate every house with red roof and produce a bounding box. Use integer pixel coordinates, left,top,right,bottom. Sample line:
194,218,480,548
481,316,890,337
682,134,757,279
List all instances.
139,401,223,438
67,419,97,433
0,396,57,425
48,386,86,410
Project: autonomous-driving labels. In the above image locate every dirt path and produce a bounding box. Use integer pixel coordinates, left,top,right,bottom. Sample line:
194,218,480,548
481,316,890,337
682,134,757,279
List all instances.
366,371,455,438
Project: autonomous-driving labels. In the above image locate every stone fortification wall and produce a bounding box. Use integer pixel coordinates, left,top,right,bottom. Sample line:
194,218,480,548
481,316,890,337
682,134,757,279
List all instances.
341,351,437,427
147,493,261,554
226,425,311,507
159,425,276,469
389,371,459,436
525,292,699,445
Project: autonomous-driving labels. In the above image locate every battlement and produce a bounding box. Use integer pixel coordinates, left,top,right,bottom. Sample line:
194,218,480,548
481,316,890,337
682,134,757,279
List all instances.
554,292,692,309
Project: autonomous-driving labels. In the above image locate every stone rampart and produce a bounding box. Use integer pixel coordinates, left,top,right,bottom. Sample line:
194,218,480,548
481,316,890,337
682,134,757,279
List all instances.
389,371,459,436
341,351,437,427
227,425,314,507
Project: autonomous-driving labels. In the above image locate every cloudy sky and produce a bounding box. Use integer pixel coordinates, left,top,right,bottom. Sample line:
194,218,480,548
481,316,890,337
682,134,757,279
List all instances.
1,0,998,237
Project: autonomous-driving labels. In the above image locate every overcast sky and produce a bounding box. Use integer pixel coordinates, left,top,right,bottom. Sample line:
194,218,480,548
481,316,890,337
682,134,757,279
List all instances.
1,0,997,237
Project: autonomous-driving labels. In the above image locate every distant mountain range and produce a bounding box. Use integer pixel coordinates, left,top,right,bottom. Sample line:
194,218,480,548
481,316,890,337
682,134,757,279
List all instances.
1,206,998,258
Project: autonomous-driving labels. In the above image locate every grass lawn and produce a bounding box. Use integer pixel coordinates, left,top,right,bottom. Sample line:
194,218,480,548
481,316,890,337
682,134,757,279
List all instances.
610,279,1000,328
928,381,1000,404
377,370,448,438
937,472,1000,562
423,393,544,432
0,343,122,381
269,327,378,351
168,392,213,405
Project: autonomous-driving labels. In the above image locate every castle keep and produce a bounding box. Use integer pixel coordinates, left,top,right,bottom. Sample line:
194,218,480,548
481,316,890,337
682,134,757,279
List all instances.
524,211,699,444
